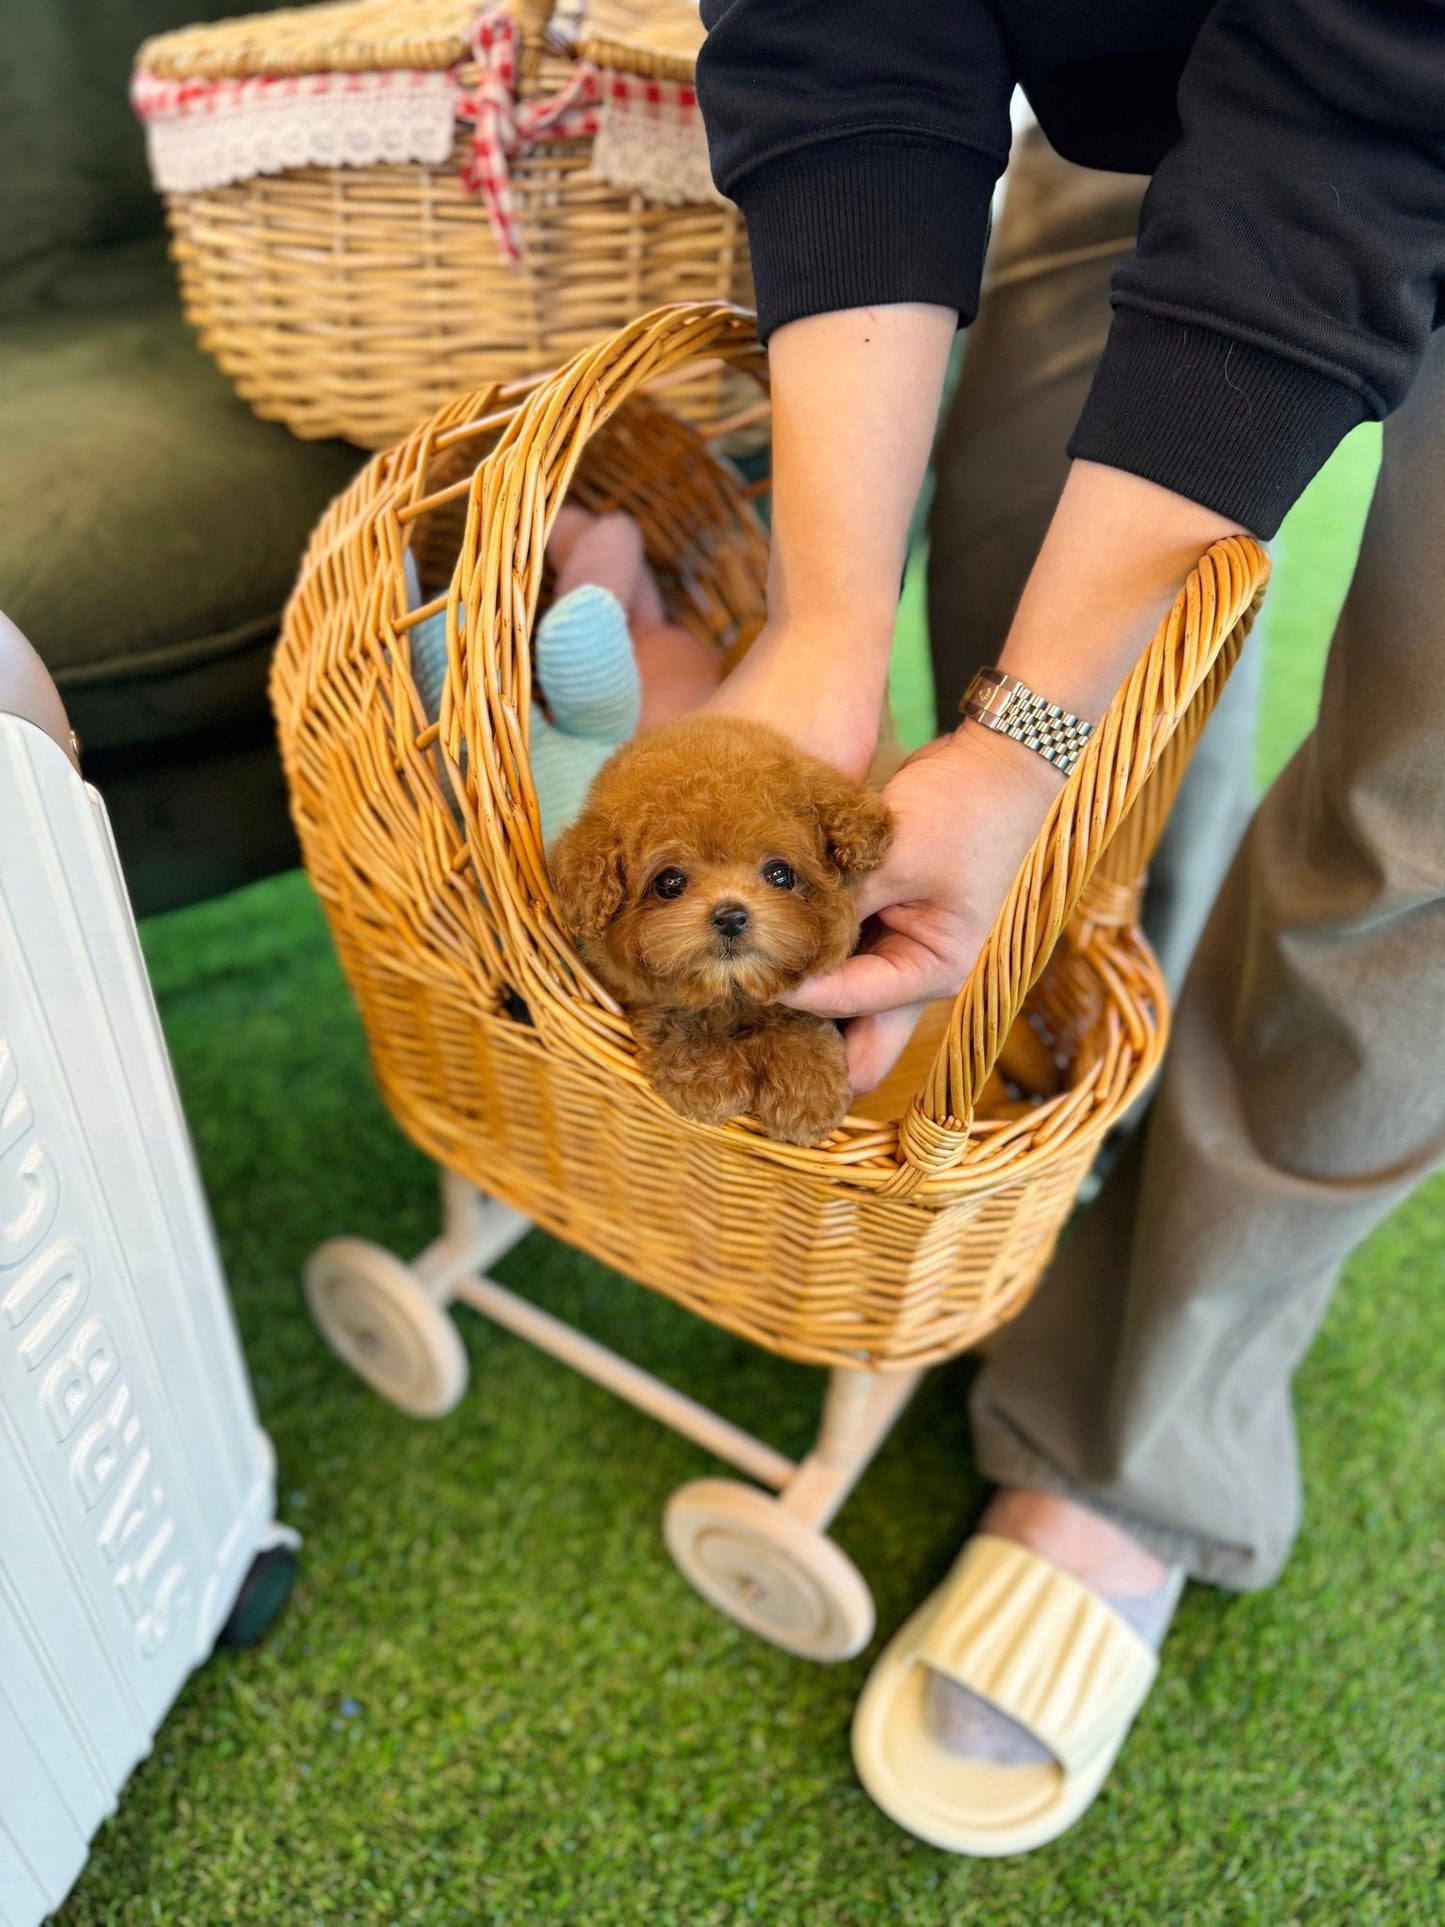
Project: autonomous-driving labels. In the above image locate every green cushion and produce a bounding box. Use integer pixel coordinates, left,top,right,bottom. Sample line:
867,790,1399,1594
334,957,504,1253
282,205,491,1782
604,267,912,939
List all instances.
0,1,299,292
0,245,361,747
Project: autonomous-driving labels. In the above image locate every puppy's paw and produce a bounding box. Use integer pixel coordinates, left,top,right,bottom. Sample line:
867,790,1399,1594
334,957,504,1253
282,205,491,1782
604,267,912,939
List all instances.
641,1020,756,1128
746,1011,852,1146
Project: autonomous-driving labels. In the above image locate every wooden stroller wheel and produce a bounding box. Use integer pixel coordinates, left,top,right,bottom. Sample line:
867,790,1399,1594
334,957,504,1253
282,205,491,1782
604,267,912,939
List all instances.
304,1237,468,1419
664,1478,875,1662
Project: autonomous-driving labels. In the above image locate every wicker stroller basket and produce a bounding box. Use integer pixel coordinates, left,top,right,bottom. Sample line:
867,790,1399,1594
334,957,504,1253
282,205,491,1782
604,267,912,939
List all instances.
273,303,1269,1377
134,0,753,447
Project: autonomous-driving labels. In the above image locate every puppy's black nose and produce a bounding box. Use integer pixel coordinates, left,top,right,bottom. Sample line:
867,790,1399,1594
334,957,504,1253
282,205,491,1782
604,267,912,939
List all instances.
711,902,751,940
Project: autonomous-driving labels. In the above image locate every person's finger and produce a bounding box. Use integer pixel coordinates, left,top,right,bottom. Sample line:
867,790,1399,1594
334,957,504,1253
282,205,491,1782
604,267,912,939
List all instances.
780,937,936,1019
845,1001,929,1095
849,863,914,924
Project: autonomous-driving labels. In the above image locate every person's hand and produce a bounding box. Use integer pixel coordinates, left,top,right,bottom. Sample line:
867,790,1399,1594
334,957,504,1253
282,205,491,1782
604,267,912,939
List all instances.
783,721,1066,1093
772,461,1250,1096
702,616,891,783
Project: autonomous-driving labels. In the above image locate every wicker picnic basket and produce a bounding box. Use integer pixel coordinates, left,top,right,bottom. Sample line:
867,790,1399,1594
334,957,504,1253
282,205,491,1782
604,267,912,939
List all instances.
133,0,752,447
271,303,1269,1373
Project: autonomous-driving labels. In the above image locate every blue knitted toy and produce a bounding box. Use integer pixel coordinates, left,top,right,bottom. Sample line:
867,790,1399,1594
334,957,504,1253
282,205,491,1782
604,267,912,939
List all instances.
409,583,641,848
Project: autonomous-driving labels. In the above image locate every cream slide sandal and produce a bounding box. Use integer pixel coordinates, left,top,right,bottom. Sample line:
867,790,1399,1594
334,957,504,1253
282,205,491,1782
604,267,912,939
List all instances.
851,1534,1184,1856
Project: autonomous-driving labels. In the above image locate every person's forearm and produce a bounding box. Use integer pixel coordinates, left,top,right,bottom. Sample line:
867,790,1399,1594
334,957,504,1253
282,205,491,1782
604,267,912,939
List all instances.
980,459,1248,735
766,302,955,643
708,302,956,775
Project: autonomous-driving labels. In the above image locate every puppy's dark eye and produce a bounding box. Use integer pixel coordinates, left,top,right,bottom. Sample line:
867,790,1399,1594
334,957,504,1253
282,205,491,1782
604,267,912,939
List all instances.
652,867,689,900
761,860,796,891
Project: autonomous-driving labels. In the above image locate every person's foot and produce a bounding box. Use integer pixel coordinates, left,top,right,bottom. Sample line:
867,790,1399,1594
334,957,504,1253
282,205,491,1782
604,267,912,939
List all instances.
924,1488,1179,1766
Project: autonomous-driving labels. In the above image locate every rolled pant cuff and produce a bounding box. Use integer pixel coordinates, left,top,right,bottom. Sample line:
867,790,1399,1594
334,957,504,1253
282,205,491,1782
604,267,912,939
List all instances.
972,1413,1291,1593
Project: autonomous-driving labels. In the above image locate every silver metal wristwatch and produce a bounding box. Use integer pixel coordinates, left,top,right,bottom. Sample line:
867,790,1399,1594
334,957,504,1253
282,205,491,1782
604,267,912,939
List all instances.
959,667,1095,776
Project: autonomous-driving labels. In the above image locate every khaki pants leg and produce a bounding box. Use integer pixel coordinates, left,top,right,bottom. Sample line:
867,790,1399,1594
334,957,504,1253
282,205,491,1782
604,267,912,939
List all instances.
971,326,1445,1590
928,124,1260,994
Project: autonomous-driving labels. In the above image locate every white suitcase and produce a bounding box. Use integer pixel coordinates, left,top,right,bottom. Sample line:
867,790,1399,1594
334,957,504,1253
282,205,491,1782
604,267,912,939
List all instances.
0,620,296,1926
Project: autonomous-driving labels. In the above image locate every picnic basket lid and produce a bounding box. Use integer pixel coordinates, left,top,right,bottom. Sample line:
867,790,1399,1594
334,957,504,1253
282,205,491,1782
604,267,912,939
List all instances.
559,0,703,81
138,0,703,82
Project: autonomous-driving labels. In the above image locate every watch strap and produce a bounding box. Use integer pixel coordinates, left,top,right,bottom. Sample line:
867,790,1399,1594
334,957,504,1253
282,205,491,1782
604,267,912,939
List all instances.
960,668,1095,776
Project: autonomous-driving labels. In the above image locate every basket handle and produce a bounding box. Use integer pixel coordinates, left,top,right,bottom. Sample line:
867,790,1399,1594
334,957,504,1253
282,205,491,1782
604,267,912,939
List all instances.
891,533,1270,1192
469,298,766,784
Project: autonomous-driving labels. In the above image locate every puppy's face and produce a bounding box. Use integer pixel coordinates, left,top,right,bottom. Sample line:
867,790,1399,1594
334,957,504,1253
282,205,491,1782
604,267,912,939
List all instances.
550,716,893,1009
611,821,842,1007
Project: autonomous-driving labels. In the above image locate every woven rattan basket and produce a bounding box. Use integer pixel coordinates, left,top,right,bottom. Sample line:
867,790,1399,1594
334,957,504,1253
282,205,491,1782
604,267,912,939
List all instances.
134,0,752,447
272,303,1269,1375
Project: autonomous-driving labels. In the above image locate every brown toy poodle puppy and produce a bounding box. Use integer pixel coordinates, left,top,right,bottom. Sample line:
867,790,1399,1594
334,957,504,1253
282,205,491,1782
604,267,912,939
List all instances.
550,715,894,1145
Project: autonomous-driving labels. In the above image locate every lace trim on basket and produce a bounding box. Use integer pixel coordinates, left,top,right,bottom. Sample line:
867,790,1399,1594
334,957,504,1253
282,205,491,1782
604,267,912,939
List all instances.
589,77,724,208
132,69,458,195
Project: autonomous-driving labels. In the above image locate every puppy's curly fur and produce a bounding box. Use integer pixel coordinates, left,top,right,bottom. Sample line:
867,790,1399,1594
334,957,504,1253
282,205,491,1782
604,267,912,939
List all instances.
550,715,894,1144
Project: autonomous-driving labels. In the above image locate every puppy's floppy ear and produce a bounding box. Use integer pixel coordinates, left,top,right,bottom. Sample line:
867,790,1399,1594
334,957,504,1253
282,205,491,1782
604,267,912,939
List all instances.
813,773,894,880
549,812,626,941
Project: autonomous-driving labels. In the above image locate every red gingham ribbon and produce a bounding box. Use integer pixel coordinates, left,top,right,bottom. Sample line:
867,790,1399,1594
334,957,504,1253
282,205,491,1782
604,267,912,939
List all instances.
603,72,699,117
129,65,444,119
455,7,601,263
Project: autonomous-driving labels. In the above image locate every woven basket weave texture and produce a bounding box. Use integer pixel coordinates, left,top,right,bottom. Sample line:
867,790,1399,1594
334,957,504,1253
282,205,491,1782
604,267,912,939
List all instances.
137,0,752,447
271,304,1269,1369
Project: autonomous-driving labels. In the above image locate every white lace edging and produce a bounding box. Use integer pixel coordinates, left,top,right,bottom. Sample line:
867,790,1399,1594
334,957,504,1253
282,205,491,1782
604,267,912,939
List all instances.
588,105,723,207
136,70,458,195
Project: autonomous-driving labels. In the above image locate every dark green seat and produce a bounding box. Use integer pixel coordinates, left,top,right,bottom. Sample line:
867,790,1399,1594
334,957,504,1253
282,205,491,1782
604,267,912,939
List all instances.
0,2,362,914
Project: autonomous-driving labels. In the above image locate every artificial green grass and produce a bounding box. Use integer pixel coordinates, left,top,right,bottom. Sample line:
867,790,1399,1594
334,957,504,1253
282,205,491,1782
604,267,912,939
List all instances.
59,435,1442,1924
1252,423,1381,793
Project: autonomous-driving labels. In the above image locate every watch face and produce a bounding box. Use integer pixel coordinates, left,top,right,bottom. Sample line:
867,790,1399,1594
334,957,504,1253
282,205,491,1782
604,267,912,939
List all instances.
962,669,1014,724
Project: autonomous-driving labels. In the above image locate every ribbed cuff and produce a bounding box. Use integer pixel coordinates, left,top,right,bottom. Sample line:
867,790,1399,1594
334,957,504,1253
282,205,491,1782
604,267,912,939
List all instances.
728,134,1000,342
1069,309,1373,538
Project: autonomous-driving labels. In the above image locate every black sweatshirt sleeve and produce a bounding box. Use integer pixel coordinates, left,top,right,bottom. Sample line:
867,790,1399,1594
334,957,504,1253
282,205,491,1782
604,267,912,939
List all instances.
1069,0,1445,534
695,0,1014,338
697,0,1445,538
